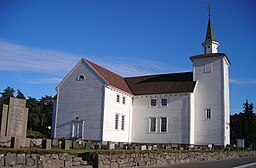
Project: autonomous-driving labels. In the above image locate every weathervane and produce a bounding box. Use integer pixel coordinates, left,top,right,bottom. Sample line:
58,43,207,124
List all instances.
206,5,211,17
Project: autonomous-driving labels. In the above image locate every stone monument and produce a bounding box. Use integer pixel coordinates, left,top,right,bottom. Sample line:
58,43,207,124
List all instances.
0,97,29,148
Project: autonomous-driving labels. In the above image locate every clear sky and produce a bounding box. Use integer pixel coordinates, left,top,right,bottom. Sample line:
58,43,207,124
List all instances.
0,0,255,114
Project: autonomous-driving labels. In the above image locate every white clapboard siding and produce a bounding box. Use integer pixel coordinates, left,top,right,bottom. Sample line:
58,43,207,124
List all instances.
193,56,230,146
131,94,190,144
54,60,106,140
102,87,132,142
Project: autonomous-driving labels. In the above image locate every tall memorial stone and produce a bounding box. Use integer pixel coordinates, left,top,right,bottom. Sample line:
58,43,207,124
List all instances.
0,97,29,148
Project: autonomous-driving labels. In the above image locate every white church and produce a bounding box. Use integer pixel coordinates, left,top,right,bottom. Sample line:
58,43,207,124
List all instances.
52,17,230,147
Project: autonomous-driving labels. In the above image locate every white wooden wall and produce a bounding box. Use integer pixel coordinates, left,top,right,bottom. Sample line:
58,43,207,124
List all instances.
131,94,190,144
102,87,132,142
54,60,105,140
193,56,228,146
223,58,230,146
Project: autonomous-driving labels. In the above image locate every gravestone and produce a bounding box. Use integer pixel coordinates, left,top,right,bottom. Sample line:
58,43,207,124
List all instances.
10,137,20,149
64,140,71,150
42,139,51,150
141,145,147,150
52,139,59,147
0,97,29,148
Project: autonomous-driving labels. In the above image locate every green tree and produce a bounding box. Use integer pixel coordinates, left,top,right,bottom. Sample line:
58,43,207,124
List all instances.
26,97,41,130
0,86,15,109
230,100,256,149
230,113,243,144
16,89,26,99
242,100,255,149
38,95,53,138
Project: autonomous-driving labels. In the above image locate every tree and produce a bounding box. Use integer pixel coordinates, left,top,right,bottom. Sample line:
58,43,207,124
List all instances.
0,86,15,108
36,95,53,138
26,97,41,130
39,96,53,128
242,100,255,149
16,89,26,99
230,100,255,149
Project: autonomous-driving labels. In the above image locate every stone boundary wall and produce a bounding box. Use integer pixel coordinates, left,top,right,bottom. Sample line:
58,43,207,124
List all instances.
0,150,255,168
97,150,256,168
0,152,93,168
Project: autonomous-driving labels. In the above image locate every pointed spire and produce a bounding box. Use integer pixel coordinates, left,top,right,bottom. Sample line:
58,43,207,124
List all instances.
202,6,220,54
205,18,216,42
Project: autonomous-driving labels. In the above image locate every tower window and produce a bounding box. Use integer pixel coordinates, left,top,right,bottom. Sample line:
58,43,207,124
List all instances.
206,109,211,120
204,63,212,73
207,46,211,48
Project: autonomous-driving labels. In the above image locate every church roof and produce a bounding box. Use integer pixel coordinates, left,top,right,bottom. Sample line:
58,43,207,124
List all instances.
85,58,196,95
205,18,216,42
85,59,133,94
190,53,231,65
125,72,196,95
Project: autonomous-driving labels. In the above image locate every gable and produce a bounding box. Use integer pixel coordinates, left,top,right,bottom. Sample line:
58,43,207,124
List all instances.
56,58,107,90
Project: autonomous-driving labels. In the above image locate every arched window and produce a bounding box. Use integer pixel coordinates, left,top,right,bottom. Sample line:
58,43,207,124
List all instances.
77,75,85,81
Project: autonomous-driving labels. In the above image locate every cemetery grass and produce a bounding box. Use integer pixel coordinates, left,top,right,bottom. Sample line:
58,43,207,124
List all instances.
0,146,93,155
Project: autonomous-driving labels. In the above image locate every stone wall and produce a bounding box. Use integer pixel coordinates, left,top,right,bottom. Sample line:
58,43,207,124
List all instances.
0,150,255,168
97,150,256,168
0,152,92,168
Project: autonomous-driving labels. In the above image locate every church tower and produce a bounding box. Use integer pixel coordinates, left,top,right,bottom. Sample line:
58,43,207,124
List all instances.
190,14,230,146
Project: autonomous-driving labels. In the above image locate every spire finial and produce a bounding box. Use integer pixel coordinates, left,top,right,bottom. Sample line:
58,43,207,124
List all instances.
206,5,211,17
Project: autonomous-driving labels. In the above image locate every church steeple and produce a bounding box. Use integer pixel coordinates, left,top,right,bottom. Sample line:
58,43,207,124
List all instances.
205,18,216,42
202,8,220,54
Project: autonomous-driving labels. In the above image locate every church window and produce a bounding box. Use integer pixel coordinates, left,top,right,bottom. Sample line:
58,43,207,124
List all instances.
206,109,211,120
160,117,168,132
71,120,84,138
122,96,126,104
151,99,157,106
204,63,212,73
77,74,85,81
121,115,125,131
161,98,168,106
149,117,156,132
116,94,120,103
115,114,119,130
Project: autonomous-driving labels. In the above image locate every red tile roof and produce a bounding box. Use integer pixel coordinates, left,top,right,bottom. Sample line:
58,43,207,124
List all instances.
85,59,133,94
85,58,196,95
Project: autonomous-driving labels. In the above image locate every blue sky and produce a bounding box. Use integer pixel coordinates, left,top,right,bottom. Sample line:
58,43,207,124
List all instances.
0,0,255,114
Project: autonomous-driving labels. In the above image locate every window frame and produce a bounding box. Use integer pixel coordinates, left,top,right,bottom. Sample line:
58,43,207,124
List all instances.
204,63,212,73
115,114,119,130
121,115,125,131
116,94,120,103
122,96,126,105
150,99,157,107
161,98,168,106
149,117,157,132
160,117,168,133
76,74,85,81
206,108,212,120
